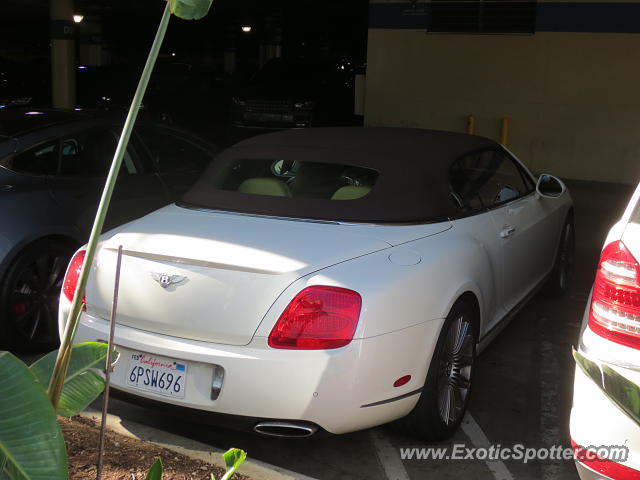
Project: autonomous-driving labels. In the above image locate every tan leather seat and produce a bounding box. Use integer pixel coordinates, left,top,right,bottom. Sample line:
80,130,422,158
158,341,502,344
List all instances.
237,178,292,197
331,185,371,200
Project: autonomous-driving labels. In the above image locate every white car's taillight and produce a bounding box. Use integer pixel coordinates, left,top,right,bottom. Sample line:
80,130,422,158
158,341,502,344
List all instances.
589,240,640,348
572,440,640,479
62,250,87,310
268,286,362,350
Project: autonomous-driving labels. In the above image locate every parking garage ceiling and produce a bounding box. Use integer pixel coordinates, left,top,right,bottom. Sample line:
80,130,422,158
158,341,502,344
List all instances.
1,0,369,63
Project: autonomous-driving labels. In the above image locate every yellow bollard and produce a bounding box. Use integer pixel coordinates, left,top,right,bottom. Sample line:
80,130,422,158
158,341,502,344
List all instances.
466,115,476,135
500,117,510,146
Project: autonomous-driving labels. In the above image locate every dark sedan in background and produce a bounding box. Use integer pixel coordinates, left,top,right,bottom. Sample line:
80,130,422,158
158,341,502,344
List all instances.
231,57,356,129
0,108,219,350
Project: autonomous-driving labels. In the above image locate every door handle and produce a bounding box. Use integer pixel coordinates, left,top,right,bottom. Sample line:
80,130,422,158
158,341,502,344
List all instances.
500,225,516,238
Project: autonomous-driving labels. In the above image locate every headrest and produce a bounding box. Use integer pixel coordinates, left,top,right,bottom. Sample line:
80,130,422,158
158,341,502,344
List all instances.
237,177,292,197
331,185,371,200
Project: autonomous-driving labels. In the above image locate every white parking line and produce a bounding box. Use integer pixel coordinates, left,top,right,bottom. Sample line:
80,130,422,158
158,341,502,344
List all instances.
372,415,514,480
461,413,515,480
371,430,411,480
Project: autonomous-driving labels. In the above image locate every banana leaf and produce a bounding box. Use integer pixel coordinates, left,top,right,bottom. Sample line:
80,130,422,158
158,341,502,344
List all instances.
31,342,114,417
169,0,214,20
0,352,67,480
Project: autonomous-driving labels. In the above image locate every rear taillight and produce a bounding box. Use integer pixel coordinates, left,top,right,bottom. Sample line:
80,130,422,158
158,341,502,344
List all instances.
589,240,640,348
268,286,362,350
62,250,87,309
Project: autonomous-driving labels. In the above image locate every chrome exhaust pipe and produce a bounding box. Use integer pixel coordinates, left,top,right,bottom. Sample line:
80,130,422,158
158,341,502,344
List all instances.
253,421,318,438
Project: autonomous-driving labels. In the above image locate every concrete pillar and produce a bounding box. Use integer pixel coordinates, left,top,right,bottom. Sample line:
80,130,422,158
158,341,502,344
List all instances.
259,17,282,68
354,65,366,117
223,25,237,75
50,0,76,108
266,26,283,61
78,20,105,67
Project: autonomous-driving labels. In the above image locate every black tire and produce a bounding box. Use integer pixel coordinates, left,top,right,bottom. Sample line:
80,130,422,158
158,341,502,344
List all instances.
391,298,478,441
0,239,75,352
546,213,575,297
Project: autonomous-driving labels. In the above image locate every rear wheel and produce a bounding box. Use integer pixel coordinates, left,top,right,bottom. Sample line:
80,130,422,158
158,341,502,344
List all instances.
546,213,575,297
392,299,478,440
0,239,75,352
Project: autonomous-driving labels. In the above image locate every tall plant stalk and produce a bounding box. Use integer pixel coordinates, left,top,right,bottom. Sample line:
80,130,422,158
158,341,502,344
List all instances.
48,3,172,408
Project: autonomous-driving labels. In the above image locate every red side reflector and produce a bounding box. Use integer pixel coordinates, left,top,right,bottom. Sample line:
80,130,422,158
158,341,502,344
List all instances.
13,304,27,315
62,250,87,309
572,440,640,479
268,286,362,350
393,375,412,388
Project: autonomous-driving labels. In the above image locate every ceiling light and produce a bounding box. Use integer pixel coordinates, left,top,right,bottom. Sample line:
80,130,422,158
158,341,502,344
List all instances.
73,14,84,23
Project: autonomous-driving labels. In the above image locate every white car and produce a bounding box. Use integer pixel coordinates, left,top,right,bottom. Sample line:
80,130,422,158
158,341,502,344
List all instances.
60,127,573,439
570,182,640,478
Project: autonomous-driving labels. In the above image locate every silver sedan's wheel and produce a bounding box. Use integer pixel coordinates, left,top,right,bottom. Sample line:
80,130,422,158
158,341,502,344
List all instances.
0,240,74,351
437,315,474,426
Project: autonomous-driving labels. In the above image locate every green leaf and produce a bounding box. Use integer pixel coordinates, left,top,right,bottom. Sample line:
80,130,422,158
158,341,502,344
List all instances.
168,0,213,20
145,458,163,480
0,351,68,480
31,342,115,417
220,449,247,480
573,348,640,426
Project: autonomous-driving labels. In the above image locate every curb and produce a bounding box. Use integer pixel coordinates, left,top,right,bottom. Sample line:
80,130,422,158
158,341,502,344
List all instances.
81,410,319,480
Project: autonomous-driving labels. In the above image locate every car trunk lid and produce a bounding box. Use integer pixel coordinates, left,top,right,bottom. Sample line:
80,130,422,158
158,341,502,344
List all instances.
87,205,421,346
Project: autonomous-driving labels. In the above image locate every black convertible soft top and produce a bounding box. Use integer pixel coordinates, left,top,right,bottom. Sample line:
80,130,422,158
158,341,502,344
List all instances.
181,127,499,223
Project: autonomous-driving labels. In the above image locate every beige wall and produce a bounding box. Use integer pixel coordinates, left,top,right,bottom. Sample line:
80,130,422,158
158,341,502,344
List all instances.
365,27,640,184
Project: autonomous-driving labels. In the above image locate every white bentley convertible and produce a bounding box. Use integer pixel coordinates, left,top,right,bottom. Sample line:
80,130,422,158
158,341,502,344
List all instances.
60,128,573,439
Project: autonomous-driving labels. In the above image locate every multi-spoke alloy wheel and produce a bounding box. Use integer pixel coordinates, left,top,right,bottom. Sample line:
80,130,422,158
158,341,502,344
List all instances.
437,314,474,426
1,240,74,351
557,222,575,291
391,298,477,441
547,214,575,297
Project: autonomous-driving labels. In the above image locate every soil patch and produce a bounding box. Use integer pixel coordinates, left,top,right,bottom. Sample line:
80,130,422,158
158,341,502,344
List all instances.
59,416,250,480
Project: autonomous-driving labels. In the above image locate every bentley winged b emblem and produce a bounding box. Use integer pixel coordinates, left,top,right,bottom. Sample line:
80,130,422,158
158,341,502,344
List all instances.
150,272,187,289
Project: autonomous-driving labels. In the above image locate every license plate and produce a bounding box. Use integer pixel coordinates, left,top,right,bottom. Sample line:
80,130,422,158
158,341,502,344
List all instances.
125,352,187,399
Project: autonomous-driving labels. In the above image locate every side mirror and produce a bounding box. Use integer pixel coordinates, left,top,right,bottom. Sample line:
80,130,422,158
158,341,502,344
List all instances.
536,174,566,198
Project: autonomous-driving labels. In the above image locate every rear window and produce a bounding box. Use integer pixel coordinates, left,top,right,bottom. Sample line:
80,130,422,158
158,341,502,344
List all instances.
214,159,378,201
180,129,483,223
